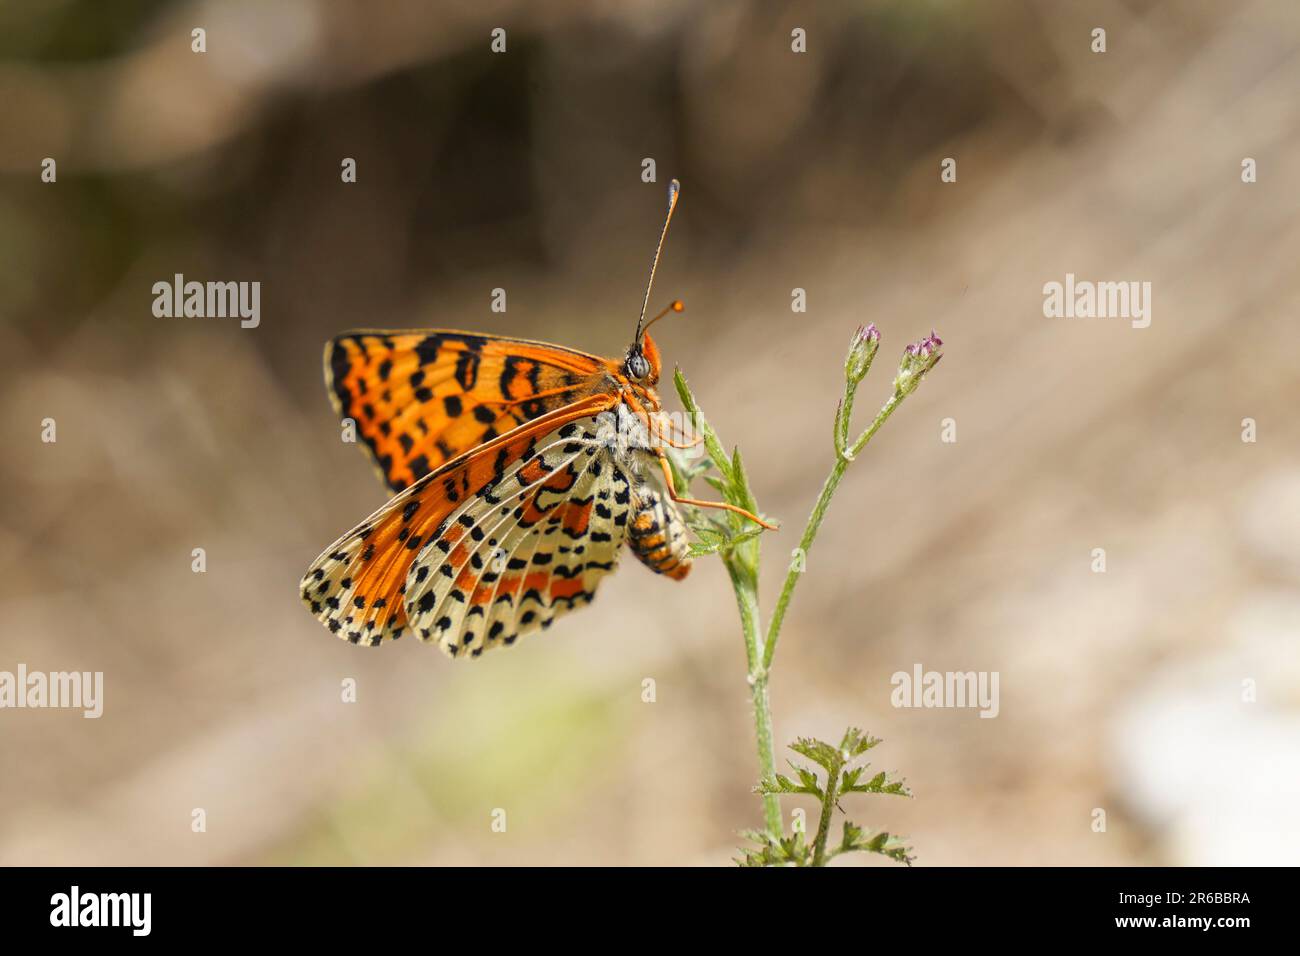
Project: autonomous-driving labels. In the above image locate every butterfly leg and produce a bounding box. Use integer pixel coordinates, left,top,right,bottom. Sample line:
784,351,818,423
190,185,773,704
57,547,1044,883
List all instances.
654,425,704,450
625,395,704,450
666,412,706,447
646,407,705,449
655,452,777,530
619,392,772,528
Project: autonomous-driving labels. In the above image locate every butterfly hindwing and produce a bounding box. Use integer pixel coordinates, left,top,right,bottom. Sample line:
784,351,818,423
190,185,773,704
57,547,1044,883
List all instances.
404,415,635,657
326,330,611,493
300,396,617,645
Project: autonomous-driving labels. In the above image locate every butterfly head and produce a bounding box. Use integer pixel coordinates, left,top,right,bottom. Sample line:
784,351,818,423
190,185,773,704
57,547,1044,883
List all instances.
626,179,682,392
623,331,662,385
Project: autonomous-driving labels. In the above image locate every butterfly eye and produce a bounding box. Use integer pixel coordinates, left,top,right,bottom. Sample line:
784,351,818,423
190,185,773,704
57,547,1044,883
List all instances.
626,352,650,380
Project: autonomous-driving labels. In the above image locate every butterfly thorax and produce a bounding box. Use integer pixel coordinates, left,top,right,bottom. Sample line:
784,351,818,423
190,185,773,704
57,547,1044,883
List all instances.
595,403,694,583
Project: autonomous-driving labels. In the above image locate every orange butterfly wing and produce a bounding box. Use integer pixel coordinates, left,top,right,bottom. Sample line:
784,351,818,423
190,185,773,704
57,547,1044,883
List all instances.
403,414,637,657
300,393,618,645
326,330,612,493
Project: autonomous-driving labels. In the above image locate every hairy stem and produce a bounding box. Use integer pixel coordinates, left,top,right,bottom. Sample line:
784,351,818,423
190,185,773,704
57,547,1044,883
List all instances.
763,393,904,670
726,559,782,837
811,754,844,867
674,346,939,857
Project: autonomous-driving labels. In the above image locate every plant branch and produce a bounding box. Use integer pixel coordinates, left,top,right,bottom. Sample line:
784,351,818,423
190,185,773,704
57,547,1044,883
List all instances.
810,749,844,866
763,391,904,671
672,325,942,864
674,369,783,837
724,558,782,837
749,730,913,867
761,326,943,672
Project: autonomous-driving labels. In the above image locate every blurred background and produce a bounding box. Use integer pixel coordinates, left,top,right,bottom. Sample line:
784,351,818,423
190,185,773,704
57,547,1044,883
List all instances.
2,0,1298,866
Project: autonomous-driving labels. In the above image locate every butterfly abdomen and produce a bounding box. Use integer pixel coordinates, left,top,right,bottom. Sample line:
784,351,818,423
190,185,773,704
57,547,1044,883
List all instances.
628,487,691,580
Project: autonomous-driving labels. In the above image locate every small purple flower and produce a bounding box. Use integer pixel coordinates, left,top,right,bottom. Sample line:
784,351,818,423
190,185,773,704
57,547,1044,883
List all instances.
894,330,944,397
844,324,882,384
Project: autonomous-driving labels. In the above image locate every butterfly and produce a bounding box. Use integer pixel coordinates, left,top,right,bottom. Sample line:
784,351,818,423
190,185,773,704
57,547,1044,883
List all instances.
300,180,773,658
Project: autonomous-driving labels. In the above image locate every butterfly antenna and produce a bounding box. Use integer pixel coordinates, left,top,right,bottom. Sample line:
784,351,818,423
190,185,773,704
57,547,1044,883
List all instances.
634,179,681,345
641,298,685,337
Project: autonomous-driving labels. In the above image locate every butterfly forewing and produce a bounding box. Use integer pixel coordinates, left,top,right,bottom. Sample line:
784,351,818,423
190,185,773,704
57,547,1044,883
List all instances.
326,330,610,493
300,396,616,645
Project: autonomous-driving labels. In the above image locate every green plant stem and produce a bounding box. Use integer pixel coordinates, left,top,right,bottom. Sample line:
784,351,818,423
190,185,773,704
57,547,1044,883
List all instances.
837,390,855,454
811,754,844,867
675,363,934,850
762,392,904,671
725,559,782,838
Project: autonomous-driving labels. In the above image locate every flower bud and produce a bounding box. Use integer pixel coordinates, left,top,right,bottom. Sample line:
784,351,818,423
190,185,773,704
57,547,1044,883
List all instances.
893,331,943,398
844,323,881,385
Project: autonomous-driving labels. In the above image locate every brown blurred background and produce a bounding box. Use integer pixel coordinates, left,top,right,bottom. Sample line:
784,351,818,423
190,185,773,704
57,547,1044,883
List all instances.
2,0,1298,866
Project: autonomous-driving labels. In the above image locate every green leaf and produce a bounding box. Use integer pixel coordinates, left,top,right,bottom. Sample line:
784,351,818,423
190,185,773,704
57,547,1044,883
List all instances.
835,820,915,866
685,525,727,557
840,727,882,758
665,445,714,491
785,830,809,865
730,446,760,515
673,367,733,484
702,475,729,496
727,527,764,548
663,448,692,496
754,774,790,794
794,765,822,796
842,769,912,797
736,828,812,867
790,737,843,773
757,770,820,797
839,820,865,851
